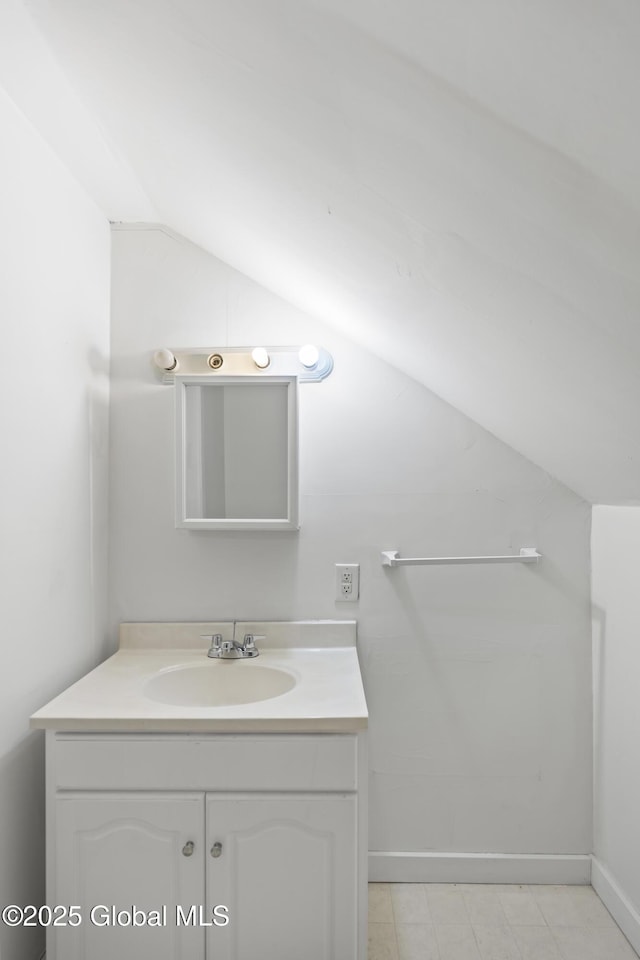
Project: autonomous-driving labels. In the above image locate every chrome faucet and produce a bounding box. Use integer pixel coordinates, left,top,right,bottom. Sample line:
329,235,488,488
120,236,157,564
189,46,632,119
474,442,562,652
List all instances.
203,632,263,659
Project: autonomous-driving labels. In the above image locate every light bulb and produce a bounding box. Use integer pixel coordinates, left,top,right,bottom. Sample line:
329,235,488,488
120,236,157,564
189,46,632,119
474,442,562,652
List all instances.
298,344,319,368
251,347,270,369
153,348,178,371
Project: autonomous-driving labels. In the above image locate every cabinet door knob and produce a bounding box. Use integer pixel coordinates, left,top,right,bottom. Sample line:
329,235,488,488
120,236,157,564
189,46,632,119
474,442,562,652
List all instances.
182,841,195,857
210,842,223,858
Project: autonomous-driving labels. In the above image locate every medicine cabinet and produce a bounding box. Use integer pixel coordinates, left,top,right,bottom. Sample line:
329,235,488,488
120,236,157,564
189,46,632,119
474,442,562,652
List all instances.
175,375,298,531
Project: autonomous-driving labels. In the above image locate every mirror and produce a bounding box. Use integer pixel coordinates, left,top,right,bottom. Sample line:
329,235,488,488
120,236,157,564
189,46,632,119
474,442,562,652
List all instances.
175,375,298,530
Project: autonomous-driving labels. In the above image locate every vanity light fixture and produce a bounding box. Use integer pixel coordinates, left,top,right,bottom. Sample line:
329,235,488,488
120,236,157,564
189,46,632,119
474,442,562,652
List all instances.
251,347,271,369
152,346,333,383
153,348,178,372
298,344,320,369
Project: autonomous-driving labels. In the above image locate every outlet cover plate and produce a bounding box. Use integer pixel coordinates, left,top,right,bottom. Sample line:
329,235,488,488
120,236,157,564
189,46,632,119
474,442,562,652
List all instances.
335,563,360,602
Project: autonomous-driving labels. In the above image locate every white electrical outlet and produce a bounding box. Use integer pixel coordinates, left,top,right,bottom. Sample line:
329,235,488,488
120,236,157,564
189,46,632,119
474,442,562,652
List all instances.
335,563,359,602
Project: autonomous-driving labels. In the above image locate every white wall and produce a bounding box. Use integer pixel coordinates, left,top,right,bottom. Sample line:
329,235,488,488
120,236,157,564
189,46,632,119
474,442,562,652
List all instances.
592,507,640,952
110,225,592,873
29,0,640,507
0,88,110,959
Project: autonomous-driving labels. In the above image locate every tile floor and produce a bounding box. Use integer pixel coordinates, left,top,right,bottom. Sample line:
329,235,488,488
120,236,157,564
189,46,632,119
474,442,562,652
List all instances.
368,883,639,960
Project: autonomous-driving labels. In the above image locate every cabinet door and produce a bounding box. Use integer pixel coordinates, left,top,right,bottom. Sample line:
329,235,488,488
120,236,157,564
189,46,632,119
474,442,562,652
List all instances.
206,793,357,960
55,792,204,960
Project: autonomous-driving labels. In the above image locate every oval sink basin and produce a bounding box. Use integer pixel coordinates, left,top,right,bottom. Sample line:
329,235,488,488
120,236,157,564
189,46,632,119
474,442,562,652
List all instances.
144,662,296,707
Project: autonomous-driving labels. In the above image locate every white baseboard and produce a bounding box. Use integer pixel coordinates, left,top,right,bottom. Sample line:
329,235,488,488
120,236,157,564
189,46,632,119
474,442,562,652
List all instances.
369,852,592,885
592,858,640,956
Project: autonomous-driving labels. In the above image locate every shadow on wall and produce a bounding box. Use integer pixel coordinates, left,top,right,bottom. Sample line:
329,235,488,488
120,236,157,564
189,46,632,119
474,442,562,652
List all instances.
0,733,45,960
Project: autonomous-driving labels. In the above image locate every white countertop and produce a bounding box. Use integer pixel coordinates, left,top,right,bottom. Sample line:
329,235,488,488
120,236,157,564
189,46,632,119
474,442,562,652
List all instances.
30,621,368,734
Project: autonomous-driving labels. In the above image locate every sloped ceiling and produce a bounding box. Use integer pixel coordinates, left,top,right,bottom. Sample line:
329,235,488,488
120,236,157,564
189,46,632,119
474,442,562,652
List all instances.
18,0,640,503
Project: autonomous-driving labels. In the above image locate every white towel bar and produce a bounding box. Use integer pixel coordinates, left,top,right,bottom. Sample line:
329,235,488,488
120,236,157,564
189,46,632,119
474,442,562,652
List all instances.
381,548,541,567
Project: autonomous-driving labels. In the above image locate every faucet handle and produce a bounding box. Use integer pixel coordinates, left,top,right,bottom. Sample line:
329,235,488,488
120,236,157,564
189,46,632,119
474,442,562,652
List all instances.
202,634,222,657
242,634,264,657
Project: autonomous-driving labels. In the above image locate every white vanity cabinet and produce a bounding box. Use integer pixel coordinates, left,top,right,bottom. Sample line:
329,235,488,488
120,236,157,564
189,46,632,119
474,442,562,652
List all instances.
46,731,366,960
